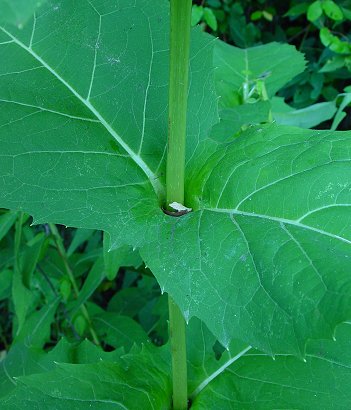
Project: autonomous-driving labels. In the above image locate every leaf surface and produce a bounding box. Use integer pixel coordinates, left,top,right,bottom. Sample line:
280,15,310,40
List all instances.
214,41,306,105
211,101,270,142
0,344,171,410
0,0,46,27
191,323,351,409
0,338,126,400
272,97,337,128
142,124,351,354
0,298,59,397
0,0,351,357
93,313,149,350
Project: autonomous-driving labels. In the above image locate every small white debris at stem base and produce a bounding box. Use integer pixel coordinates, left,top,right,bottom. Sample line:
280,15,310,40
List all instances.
169,202,192,213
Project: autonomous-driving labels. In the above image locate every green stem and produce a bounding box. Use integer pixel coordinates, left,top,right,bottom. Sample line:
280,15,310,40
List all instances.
48,223,100,346
166,1,192,409
168,296,188,410
166,0,192,207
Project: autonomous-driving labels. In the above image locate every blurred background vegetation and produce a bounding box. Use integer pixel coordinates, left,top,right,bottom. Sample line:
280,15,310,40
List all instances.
192,0,351,129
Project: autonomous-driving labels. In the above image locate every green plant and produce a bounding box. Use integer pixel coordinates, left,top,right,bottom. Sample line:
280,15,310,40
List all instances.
194,0,351,128
1,0,351,409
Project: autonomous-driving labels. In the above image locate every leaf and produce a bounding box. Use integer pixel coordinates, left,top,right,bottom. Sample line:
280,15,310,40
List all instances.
331,93,351,130
211,101,271,142
11,229,48,334
322,0,343,21
228,4,258,48
320,55,347,73
44,337,125,364
0,0,217,229
14,296,60,347
11,264,35,335
250,11,262,21
0,268,12,300
59,276,71,301
0,337,123,399
0,0,46,27
191,5,203,26
142,123,351,355
284,3,309,17
139,293,169,341
68,242,142,315
108,276,158,317
0,345,45,398
1,0,351,358
272,97,337,128
307,1,323,21
0,298,59,397
20,232,47,287
67,255,105,316
66,228,95,257
320,28,351,54
0,344,171,410
191,323,351,409
203,7,218,31
0,210,17,241
186,318,248,395
262,11,273,22
93,312,149,350
214,41,306,105
343,6,351,21
103,232,142,281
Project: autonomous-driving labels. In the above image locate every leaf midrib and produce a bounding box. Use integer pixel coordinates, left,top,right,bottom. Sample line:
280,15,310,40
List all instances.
0,26,165,203
206,207,351,245
190,346,252,400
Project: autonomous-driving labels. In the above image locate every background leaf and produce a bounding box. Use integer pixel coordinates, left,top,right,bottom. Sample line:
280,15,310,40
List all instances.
93,313,148,350
272,97,337,128
103,232,142,281
211,101,271,141
0,344,171,410
214,41,306,106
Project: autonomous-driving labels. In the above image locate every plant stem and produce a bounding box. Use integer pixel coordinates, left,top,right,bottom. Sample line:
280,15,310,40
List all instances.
48,223,100,346
166,0,192,207
166,1,192,409
168,296,188,409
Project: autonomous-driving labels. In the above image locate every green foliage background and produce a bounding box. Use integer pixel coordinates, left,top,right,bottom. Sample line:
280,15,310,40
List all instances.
193,0,351,129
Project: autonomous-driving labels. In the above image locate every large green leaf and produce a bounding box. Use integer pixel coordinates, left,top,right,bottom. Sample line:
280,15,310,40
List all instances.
0,0,351,358
191,322,351,409
0,337,125,400
143,124,351,354
2,317,351,409
0,344,171,410
0,0,217,226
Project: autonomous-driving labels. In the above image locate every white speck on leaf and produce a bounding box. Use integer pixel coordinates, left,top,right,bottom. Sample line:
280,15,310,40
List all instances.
169,202,192,212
